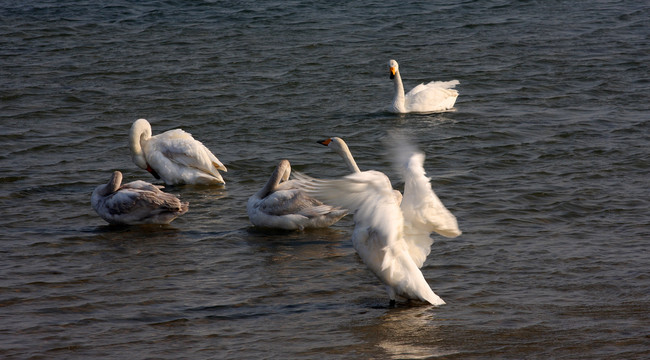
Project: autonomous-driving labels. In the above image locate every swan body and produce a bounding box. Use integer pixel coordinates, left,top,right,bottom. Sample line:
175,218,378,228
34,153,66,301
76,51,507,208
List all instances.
296,137,461,305
247,159,347,230
129,118,227,185
389,59,459,113
91,171,188,225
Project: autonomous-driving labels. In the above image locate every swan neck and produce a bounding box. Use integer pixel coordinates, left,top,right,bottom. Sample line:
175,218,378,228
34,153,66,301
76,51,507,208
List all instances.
337,143,361,173
258,161,289,198
97,171,122,196
392,71,406,112
129,120,152,170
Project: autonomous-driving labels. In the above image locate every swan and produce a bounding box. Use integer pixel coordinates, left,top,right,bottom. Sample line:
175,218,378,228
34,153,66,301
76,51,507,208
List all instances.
389,59,459,113
91,171,189,225
247,159,347,230
295,137,461,305
129,118,227,185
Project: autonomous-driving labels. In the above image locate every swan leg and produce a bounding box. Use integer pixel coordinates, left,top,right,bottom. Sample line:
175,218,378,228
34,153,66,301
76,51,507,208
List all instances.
386,285,397,307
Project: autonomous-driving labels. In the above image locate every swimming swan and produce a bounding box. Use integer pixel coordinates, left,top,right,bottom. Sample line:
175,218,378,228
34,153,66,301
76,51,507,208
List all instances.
389,59,459,113
295,137,461,305
129,118,227,185
91,171,188,225
247,159,347,230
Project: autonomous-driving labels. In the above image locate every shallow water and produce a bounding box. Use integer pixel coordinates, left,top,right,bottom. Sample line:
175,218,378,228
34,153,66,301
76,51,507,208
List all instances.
1,1,649,359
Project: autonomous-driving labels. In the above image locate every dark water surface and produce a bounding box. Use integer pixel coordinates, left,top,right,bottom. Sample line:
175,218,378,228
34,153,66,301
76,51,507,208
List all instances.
1,1,648,359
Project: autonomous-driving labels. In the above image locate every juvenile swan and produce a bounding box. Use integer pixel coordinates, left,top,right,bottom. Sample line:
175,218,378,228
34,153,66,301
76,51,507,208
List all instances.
247,159,347,230
91,171,188,225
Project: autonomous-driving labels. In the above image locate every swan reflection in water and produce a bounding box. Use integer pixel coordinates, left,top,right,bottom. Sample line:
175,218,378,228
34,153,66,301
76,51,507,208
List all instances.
352,305,458,359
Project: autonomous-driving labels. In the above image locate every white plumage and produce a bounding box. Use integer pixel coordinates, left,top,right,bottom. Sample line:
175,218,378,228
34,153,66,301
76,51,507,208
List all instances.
91,171,188,225
129,118,227,185
389,59,459,113
247,159,347,230
295,136,461,305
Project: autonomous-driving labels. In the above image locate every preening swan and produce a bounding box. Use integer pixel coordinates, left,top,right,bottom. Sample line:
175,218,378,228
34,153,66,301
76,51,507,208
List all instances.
129,118,227,185
389,59,459,113
247,159,347,230
296,136,461,305
91,171,188,225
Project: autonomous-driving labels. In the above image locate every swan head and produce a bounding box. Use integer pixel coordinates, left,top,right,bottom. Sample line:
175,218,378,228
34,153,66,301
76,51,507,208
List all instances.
277,159,291,183
389,59,399,79
95,171,123,197
129,119,152,170
318,137,349,156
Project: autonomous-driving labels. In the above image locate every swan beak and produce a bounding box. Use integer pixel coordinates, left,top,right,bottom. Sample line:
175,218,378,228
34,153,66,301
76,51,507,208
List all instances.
317,138,332,146
390,66,396,79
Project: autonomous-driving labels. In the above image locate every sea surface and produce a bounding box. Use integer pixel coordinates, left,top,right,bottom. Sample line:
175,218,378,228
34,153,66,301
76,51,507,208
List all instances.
1,1,648,359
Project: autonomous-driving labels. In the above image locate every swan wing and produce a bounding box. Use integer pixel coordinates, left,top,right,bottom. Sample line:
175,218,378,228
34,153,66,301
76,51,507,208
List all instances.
295,170,404,265
391,141,461,268
146,129,226,183
294,171,400,229
405,80,459,112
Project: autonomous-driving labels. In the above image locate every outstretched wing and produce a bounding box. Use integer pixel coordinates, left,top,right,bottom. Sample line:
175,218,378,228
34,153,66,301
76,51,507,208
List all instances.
392,136,461,268
294,170,403,242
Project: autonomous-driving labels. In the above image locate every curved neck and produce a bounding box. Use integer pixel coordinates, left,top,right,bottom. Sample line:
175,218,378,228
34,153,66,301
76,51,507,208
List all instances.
258,161,290,198
98,171,122,196
336,141,361,173
391,71,406,112
129,120,151,170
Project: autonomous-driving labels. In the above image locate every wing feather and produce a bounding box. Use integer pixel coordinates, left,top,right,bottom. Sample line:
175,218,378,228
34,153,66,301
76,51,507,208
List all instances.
391,136,461,268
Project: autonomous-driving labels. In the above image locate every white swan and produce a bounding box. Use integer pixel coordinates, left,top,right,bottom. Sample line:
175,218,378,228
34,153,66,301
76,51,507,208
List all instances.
295,137,461,305
247,159,347,230
129,118,227,185
389,59,459,113
91,171,189,225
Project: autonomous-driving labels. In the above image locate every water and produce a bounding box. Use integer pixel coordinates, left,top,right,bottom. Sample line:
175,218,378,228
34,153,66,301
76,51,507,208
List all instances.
1,0,648,358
